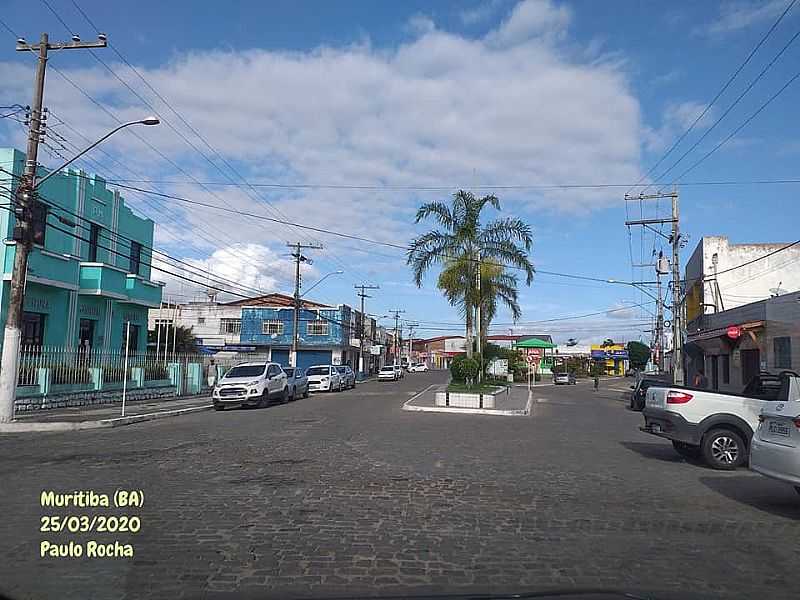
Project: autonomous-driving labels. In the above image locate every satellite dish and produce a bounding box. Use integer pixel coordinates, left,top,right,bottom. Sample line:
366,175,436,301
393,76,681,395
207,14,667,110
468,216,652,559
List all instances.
770,282,787,297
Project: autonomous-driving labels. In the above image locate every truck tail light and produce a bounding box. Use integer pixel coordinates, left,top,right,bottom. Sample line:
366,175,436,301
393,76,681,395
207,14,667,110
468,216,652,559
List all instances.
666,391,693,404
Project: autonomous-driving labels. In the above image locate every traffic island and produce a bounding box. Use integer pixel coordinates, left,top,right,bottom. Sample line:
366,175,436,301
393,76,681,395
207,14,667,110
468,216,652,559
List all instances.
403,384,532,416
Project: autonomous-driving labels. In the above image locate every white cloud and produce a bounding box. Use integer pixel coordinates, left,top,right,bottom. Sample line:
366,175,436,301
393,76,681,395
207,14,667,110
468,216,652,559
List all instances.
460,0,505,25
0,0,644,288
644,100,717,154
701,0,787,36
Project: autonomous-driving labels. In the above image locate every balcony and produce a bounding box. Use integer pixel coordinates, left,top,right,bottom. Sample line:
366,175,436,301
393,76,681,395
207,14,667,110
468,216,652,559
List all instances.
78,263,129,301
125,274,163,307
3,243,80,289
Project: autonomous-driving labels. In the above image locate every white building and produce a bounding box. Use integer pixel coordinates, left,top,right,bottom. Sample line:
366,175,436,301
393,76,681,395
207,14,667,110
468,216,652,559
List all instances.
685,236,800,325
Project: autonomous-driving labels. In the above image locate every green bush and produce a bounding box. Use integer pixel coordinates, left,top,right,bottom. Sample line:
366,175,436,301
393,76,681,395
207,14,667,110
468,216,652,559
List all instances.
450,355,479,382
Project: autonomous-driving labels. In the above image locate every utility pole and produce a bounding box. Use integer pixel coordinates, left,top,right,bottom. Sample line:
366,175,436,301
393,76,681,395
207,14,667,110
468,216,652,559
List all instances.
288,242,323,368
475,250,482,382
655,251,669,374
389,309,405,365
0,32,108,423
406,321,419,364
355,284,379,379
624,190,683,385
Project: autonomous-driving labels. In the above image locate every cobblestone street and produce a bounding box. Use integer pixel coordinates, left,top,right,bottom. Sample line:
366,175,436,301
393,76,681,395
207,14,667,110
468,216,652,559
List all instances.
1,371,799,599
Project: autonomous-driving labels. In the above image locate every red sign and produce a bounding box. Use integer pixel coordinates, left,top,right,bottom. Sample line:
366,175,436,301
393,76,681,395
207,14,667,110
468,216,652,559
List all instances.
726,326,742,340
526,354,536,364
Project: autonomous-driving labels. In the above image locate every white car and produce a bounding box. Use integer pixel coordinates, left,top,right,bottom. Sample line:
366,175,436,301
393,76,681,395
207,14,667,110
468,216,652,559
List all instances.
213,362,288,410
306,365,343,392
408,363,429,373
641,372,800,469
378,366,397,381
750,396,800,495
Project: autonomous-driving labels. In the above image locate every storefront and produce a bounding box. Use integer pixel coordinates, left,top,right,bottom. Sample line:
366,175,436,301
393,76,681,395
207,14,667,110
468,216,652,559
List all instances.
590,344,629,376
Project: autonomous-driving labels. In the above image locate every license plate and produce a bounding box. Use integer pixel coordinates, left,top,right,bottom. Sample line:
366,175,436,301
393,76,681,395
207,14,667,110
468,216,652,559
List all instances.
768,421,791,437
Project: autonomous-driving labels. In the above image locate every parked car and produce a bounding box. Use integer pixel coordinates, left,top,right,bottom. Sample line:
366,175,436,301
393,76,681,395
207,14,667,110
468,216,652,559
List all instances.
640,371,800,469
409,363,429,373
378,365,398,381
213,362,288,410
393,364,404,379
629,375,670,411
750,396,800,495
336,365,356,389
306,365,343,392
283,367,309,401
553,372,576,385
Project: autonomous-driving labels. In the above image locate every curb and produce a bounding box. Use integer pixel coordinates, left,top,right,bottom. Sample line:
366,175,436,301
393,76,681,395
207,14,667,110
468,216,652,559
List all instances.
0,404,213,433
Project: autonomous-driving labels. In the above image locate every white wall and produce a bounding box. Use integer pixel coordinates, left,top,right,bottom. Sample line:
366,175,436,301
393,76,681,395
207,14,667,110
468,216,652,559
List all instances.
689,236,800,314
148,302,243,347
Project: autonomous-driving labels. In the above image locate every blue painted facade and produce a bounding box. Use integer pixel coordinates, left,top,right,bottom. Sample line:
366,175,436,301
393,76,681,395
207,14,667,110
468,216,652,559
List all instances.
0,148,163,351
240,305,359,368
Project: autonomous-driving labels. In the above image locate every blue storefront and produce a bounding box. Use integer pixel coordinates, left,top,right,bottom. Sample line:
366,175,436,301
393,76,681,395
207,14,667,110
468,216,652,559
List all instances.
240,305,359,371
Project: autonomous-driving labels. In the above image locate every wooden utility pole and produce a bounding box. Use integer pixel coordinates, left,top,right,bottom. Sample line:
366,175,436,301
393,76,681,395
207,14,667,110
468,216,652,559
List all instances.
355,283,379,378
288,242,323,368
0,32,108,423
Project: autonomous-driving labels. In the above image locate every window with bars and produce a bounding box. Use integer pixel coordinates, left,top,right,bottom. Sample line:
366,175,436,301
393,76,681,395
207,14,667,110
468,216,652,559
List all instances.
262,320,284,335
307,320,329,336
219,319,241,334
774,336,792,369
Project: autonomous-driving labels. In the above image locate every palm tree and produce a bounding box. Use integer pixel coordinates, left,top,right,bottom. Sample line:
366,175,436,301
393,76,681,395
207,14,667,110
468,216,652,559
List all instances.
438,259,522,352
408,190,533,358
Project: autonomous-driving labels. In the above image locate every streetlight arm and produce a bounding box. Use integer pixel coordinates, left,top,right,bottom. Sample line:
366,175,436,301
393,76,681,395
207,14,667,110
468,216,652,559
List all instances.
34,118,158,188
300,270,343,298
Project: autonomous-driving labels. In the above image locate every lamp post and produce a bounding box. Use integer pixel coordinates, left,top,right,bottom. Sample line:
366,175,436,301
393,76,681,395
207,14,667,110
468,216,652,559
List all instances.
300,270,343,298
0,117,160,423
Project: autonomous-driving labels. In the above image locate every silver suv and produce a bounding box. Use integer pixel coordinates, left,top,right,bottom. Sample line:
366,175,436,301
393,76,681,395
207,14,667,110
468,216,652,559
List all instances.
213,362,288,410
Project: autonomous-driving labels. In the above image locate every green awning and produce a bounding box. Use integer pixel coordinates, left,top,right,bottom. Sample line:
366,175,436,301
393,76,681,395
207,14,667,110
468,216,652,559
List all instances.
515,337,557,349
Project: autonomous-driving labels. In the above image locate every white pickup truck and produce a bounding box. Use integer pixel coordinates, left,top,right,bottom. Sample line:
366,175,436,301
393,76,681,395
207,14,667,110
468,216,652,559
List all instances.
640,371,800,470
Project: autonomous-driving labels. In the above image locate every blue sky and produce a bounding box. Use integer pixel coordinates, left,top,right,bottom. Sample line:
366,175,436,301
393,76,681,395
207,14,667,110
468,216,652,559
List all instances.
1,0,799,344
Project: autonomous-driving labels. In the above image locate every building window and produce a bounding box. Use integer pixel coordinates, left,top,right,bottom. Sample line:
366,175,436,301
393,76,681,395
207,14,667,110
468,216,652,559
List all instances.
219,318,241,334
721,354,730,384
79,319,95,349
88,223,101,262
307,320,329,336
197,317,206,324
129,241,142,275
122,324,140,353
774,336,792,369
21,312,45,347
262,320,284,335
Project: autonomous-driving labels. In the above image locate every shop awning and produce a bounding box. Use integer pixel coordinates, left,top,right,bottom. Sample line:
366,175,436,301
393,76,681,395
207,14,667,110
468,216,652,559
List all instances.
687,320,764,342
516,337,557,349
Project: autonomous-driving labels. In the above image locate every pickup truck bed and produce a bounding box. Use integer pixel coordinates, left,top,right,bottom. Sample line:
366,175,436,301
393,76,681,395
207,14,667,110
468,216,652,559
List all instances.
640,373,800,470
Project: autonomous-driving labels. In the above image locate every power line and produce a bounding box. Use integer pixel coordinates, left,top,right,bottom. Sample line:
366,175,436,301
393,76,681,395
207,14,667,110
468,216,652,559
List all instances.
630,0,797,196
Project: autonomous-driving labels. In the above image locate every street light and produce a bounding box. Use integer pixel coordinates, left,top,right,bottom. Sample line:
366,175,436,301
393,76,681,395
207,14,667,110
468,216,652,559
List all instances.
35,117,159,188
300,270,343,298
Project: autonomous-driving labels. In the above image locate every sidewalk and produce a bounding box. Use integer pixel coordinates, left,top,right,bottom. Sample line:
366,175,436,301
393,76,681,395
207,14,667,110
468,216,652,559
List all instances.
1,395,213,433
403,383,532,416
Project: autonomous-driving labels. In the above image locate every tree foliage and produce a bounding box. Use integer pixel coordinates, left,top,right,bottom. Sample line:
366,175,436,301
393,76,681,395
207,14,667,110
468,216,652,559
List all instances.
148,325,198,354
627,341,651,370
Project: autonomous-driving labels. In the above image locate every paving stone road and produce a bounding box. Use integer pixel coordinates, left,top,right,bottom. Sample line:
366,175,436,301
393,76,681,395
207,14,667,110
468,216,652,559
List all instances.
0,371,798,599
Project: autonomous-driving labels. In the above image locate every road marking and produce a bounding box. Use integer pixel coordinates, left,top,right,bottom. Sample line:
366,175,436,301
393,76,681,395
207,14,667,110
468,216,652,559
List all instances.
404,384,439,406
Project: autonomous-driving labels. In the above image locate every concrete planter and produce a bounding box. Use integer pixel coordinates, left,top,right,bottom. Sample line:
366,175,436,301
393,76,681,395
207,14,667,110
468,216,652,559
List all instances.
435,387,505,409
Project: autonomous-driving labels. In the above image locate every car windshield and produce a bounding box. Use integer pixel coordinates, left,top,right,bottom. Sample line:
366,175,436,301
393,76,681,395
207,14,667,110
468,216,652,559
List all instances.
380,367,394,372
223,365,266,379
306,367,330,376
283,368,295,377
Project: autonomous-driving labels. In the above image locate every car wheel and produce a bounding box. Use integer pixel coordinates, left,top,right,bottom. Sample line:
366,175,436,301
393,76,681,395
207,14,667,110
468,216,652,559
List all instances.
289,386,295,402
282,387,289,404
303,386,309,398
795,486,800,497
672,440,701,459
213,403,224,411
258,391,270,408
701,428,747,470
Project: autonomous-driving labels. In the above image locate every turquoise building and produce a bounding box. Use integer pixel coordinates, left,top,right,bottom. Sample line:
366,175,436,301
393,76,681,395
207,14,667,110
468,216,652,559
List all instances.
0,148,163,352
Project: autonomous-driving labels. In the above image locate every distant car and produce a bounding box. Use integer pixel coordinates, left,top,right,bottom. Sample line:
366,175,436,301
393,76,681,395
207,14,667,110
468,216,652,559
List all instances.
305,365,343,392
750,400,800,496
409,363,429,373
336,365,356,389
213,362,288,410
283,367,309,401
378,366,398,381
553,372,576,385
